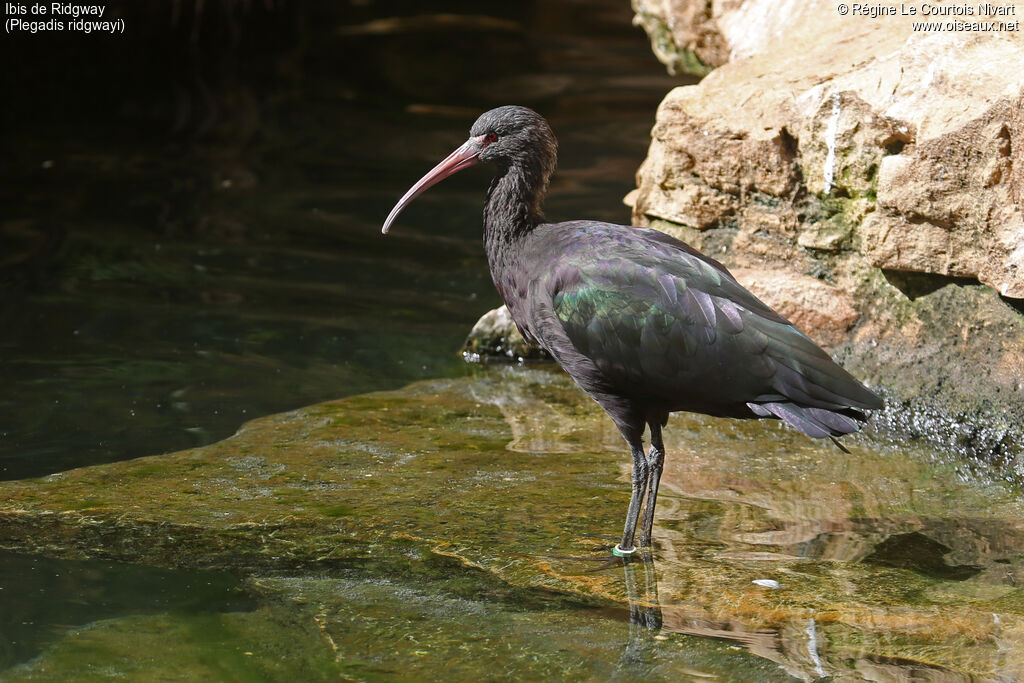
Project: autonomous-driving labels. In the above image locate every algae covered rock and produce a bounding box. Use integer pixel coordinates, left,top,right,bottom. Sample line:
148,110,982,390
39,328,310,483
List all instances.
3,368,1024,678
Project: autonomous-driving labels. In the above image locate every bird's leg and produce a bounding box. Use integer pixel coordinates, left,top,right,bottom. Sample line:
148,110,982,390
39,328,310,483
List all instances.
614,437,648,556
639,422,665,548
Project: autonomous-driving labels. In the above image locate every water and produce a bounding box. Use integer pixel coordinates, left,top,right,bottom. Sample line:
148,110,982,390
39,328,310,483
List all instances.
3,368,1023,679
5,1,1024,679
1,0,677,481
0,552,251,671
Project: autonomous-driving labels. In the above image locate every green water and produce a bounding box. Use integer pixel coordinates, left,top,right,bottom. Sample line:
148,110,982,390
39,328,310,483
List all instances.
0,552,252,670
3,368,1024,679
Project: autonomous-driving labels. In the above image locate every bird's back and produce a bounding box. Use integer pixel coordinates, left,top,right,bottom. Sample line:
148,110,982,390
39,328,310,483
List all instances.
508,221,881,437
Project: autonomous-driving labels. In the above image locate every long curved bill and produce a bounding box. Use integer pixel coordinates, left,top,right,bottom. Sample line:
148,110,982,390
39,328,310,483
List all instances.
381,137,482,234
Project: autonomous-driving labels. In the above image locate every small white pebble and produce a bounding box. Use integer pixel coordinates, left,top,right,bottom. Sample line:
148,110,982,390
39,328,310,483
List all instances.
752,579,781,589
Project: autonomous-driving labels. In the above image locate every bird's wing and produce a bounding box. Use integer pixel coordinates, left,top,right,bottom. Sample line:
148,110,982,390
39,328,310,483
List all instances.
541,225,880,415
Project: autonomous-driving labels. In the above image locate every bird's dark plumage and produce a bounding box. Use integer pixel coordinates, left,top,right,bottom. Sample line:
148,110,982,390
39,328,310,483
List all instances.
382,105,882,555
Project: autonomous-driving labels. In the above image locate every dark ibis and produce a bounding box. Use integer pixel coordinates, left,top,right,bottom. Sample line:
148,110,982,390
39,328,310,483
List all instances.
382,106,882,556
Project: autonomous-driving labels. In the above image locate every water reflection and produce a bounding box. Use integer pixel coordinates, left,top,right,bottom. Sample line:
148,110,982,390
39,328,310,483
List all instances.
456,363,1024,676
612,545,1016,681
2,1,681,672
484,354,1024,679
6,1,1023,678
615,552,663,679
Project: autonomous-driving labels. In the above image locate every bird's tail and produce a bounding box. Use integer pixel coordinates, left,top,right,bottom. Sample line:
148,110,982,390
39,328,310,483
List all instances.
746,400,867,440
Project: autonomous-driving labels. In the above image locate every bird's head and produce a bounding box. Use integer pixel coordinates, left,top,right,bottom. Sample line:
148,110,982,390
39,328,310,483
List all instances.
470,105,557,172
382,105,557,234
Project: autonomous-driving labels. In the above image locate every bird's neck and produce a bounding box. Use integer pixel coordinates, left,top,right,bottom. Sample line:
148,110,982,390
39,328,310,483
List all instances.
483,164,546,275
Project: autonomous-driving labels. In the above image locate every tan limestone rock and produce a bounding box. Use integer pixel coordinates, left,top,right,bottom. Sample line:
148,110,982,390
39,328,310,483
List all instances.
731,267,860,346
863,105,1024,297
629,0,1024,298
631,0,734,76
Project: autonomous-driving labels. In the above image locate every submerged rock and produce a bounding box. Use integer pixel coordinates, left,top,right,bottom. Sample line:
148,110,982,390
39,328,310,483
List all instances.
2,368,1024,677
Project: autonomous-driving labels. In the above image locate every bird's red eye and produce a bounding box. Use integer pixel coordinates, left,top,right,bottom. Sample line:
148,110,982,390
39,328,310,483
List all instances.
485,132,499,143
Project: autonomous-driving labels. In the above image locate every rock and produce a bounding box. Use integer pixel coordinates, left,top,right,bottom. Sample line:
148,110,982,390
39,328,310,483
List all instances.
863,109,1023,297
630,0,728,76
628,0,1024,465
3,369,1024,678
0,369,620,573
462,305,550,361
629,0,1024,297
730,267,859,346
